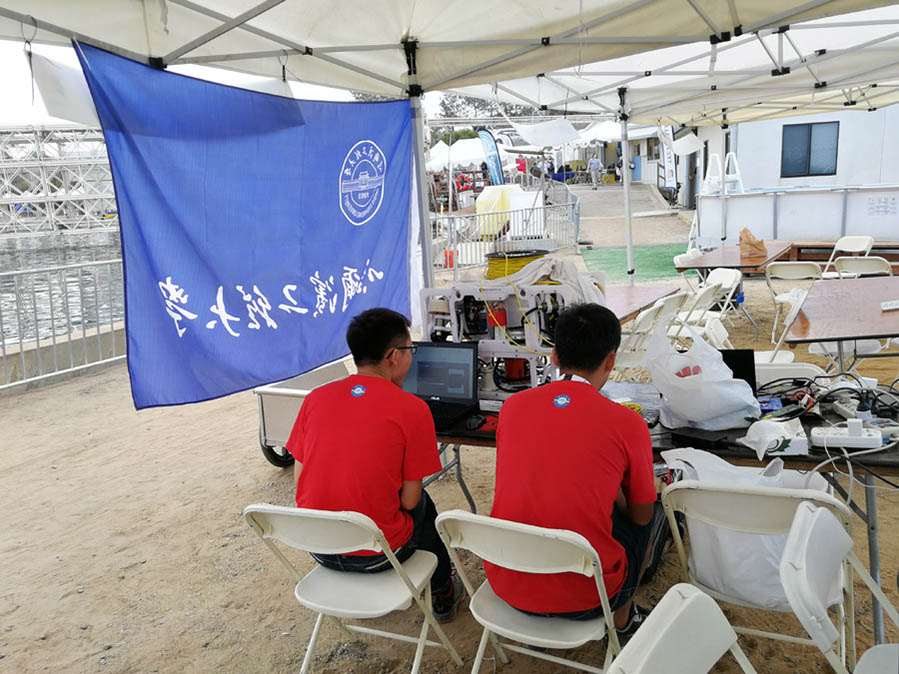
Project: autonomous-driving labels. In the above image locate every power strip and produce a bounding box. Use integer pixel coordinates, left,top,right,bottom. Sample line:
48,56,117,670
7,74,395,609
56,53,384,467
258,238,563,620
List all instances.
810,425,883,449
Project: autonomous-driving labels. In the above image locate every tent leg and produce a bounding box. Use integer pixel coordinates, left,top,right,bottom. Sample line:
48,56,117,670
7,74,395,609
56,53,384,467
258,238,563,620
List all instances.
619,88,635,285
411,95,435,289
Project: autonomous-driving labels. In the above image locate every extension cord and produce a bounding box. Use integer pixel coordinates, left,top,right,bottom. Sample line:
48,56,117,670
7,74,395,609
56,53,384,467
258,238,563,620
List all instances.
810,425,883,449
832,400,858,420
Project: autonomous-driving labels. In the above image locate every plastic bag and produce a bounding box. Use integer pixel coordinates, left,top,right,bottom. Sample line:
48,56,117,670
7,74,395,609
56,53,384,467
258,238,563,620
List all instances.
662,449,790,610
642,326,760,430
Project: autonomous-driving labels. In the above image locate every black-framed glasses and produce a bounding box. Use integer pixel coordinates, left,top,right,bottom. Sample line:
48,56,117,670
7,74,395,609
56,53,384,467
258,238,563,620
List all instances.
393,344,417,356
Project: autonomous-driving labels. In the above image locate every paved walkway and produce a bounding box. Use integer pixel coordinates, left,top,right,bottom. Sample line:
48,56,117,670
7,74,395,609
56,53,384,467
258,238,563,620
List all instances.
571,183,692,248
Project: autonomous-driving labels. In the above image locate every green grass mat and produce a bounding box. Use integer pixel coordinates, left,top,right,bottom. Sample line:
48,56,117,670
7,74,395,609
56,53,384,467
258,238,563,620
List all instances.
580,243,694,283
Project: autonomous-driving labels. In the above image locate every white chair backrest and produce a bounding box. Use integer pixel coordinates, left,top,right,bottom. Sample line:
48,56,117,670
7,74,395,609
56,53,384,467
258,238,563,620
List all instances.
834,235,874,255
755,361,827,387
766,261,822,282
629,302,664,335
662,480,853,536
607,584,747,674
704,267,742,291
779,502,853,655
654,292,690,324
677,283,722,333
435,510,599,578
824,235,874,274
244,504,384,556
834,255,893,277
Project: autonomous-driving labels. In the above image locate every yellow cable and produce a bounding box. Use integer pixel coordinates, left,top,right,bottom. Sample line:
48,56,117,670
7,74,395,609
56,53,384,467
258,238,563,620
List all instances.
478,268,546,357
502,252,555,347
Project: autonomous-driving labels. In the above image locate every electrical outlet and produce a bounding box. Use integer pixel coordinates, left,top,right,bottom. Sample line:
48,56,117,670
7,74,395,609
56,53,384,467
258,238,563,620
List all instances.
810,426,883,449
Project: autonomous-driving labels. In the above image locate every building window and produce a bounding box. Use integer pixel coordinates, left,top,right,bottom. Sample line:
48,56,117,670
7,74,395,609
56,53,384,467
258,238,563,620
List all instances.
647,137,661,160
781,121,838,177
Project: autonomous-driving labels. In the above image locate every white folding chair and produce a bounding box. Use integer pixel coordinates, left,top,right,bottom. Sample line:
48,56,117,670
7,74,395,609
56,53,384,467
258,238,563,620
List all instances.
606,583,757,674
765,261,822,343
808,339,882,374
755,361,828,387
834,255,893,278
435,509,621,674
780,501,899,674
673,249,703,292
667,282,722,344
698,268,744,327
755,288,807,365
821,235,874,279
661,480,857,665
243,504,462,674
614,302,665,380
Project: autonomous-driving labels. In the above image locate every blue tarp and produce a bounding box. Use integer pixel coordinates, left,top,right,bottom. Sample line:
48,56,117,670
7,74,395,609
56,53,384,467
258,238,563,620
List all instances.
76,44,412,408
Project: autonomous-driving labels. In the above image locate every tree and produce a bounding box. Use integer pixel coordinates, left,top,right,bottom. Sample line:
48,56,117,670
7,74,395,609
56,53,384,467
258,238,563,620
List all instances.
350,90,395,103
430,129,478,148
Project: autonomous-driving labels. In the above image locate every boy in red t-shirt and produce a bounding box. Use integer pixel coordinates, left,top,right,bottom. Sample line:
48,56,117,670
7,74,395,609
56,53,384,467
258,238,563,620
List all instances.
286,308,464,622
486,303,658,639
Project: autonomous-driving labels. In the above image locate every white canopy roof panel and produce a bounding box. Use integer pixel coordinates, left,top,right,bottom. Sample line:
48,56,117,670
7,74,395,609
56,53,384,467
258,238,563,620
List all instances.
0,1,893,99
450,6,899,125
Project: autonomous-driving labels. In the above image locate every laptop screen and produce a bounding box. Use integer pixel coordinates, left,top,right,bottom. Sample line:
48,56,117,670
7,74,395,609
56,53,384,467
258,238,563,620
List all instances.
402,341,479,404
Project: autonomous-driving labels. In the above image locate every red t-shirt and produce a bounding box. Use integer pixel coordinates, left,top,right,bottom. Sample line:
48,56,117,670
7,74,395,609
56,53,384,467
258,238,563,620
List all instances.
485,380,657,613
286,374,441,554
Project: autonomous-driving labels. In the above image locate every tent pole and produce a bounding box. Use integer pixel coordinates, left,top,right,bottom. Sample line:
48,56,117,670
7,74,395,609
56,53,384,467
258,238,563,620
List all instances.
618,88,635,286
411,95,435,289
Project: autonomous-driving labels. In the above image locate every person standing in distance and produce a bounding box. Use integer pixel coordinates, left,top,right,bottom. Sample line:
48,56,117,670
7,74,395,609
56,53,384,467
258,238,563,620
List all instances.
286,307,465,622
588,153,603,190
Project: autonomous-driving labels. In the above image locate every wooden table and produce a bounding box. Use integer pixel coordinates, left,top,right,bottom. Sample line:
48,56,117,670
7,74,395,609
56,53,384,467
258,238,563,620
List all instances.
674,239,792,274
787,277,899,372
604,283,679,324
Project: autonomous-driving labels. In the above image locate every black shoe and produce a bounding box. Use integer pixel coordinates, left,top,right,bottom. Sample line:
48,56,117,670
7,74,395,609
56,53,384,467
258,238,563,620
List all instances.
615,603,650,644
432,572,465,624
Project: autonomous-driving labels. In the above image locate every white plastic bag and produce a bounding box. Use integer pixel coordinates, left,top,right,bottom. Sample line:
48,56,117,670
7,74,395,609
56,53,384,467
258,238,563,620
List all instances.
642,326,760,430
662,449,790,610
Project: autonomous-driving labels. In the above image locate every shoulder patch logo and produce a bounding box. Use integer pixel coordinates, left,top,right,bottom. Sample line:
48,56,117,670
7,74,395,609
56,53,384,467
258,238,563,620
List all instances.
350,384,367,397
553,394,571,408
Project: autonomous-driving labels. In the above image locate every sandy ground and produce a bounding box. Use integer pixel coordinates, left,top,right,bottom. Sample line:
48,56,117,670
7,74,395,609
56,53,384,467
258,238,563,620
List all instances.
2,198,898,673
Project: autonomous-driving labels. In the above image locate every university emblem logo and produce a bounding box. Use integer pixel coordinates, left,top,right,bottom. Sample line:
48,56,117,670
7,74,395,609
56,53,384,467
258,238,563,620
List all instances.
339,140,386,226
553,394,571,408
350,384,367,397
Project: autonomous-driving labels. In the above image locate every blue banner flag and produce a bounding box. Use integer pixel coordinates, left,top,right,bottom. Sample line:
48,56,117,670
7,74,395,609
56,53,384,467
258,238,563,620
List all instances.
76,44,412,409
477,129,505,186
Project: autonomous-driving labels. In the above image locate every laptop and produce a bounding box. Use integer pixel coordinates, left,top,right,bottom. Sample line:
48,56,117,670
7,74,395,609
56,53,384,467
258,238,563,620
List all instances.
402,341,479,430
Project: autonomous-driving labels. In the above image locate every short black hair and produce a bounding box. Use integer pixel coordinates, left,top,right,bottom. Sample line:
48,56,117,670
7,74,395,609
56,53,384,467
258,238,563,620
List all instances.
345,308,411,366
553,303,621,372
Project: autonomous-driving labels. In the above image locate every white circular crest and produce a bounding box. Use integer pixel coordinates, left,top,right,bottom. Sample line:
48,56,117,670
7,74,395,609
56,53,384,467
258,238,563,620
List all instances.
339,140,386,226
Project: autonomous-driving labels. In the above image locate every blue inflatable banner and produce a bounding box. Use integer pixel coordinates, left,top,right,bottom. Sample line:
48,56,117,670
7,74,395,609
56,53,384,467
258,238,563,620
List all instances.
76,44,412,408
477,129,505,186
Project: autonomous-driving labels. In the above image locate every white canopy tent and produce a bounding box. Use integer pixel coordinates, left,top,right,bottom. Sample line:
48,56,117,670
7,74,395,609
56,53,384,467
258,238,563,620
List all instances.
0,0,894,285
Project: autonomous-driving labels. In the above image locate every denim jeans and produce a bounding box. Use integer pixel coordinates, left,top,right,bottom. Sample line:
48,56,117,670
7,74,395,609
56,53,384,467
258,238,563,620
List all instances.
311,488,452,593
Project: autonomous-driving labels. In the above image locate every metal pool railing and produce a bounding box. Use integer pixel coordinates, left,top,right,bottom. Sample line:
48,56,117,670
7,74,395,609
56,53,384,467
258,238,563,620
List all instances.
0,259,126,391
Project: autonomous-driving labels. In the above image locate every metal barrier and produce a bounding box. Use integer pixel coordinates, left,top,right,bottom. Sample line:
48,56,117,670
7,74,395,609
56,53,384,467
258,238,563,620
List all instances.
0,259,125,391
431,201,579,277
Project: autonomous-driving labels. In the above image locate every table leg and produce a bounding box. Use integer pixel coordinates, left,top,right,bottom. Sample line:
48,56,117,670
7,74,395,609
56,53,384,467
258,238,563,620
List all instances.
425,443,477,514
454,445,477,514
865,473,885,644
739,304,759,341
837,341,846,374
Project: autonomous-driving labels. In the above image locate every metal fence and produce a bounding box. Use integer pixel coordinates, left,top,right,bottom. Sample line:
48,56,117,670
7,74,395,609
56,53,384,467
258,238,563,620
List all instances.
0,259,125,391
0,126,118,235
431,180,580,276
